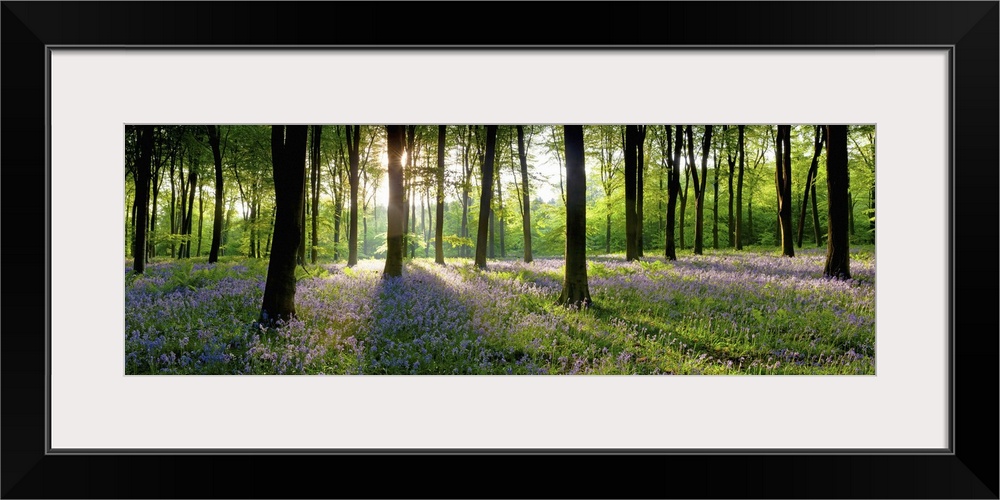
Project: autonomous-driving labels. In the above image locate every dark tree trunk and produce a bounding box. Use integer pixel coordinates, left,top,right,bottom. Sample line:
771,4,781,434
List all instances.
488,208,496,258
726,126,735,248
435,125,446,264
812,173,822,246
410,183,417,258
824,125,851,279
185,172,197,258
207,125,225,264
404,126,416,258
310,125,322,264
775,125,795,257
736,125,745,250
636,126,646,256
132,126,153,273
689,125,712,255
248,201,257,257
260,125,307,325
558,125,592,308
297,167,307,265
848,191,856,236
264,207,274,257
665,125,682,261
516,125,533,263
460,127,471,258
496,160,505,259
347,125,361,267
797,125,824,248
474,126,498,269
624,125,638,261
384,125,406,277
169,149,176,258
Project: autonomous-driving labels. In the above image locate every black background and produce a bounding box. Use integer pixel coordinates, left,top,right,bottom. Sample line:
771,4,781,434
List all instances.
2,2,997,498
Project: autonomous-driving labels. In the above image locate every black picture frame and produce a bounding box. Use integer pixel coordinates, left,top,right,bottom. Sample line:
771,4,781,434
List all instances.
2,2,996,498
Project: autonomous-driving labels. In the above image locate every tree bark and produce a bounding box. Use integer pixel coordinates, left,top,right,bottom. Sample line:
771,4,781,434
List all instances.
824,125,851,279
260,125,307,325
384,125,406,277
474,126,498,269
712,148,719,250
435,125,446,264
207,125,225,263
775,125,795,257
132,126,153,273
196,182,204,257
689,125,713,255
558,125,592,308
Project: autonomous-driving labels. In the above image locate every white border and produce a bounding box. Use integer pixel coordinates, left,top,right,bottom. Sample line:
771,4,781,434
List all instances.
50,50,949,450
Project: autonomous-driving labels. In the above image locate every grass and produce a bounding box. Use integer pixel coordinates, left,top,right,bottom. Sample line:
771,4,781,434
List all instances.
125,246,875,375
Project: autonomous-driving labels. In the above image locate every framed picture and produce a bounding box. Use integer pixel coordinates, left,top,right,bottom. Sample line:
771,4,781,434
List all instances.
3,2,996,498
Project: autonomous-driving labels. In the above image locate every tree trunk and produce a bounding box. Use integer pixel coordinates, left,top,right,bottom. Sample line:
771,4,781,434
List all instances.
775,125,795,257
726,126,735,248
488,208,496,258
811,174,822,246
435,125,446,264
264,207,274,257
736,125,745,250
297,166,307,264
169,150,176,258
636,126,646,257
496,159,505,259
824,125,851,279
132,126,153,273
558,125,592,308
347,125,361,267
665,125,682,261
848,191,856,237
186,172,197,258
624,125,638,261
797,126,824,248
207,125,225,264
516,125,533,263
310,125,322,264
196,181,203,257
384,125,406,277
690,125,712,255
260,125,307,325
474,126,498,269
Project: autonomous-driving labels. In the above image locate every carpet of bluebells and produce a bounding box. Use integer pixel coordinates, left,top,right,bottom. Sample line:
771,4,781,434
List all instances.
125,247,875,375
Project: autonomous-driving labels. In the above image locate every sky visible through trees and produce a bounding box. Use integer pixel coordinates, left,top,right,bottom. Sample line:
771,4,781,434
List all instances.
125,124,876,375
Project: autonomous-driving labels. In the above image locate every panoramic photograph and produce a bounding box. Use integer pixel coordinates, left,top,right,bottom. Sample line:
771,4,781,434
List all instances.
125,124,875,375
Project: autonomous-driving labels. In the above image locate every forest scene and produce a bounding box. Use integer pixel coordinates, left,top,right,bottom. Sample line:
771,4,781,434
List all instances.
125,124,875,375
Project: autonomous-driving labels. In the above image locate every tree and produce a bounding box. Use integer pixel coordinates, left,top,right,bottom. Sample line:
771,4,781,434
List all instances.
474,125,498,269
774,125,795,257
736,125,745,250
797,125,825,248
636,125,647,256
434,125,446,265
516,125,533,263
662,125,683,261
687,125,713,255
206,125,225,263
384,125,406,277
132,126,154,273
824,125,851,279
346,125,361,267
260,125,307,325
558,125,592,308
310,125,322,263
624,125,639,261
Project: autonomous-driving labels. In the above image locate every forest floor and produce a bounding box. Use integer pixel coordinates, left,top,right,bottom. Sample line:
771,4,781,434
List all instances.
125,246,875,375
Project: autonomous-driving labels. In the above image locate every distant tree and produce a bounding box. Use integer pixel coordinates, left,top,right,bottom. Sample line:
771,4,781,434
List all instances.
260,125,307,325
435,125,446,264
775,125,795,257
824,125,851,279
558,125,592,308
797,125,825,248
206,125,225,263
474,125,498,269
132,125,154,273
384,125,406,277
